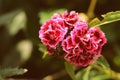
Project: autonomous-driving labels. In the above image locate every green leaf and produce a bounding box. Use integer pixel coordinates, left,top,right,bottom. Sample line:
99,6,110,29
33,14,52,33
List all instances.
75,66,91,80
39,44,48,59
76,66,110,80
7,11,27,35
39,44,46,53
17,40,33,63
89,18,100,27
89,70,110,80
0,10,21,26
0,67,27,78
90,74,110,80
65,62,76,80
83,66,91,80
95,55,110,70
90,11,120,27
39,9,65,24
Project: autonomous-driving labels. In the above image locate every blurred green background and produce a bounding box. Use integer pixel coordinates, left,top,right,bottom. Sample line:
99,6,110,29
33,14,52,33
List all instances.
0,0,120,79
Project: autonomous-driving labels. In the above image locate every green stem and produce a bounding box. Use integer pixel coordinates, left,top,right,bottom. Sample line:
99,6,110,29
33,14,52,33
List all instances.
92,64,120,79
87,0,97,19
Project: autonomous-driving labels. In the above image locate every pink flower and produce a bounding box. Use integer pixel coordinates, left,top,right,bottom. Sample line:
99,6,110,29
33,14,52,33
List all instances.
52,13,63,19
39,18,67,48
63,11,79,29
88,28,107,47
39,10,107,65
71,21,88,44
62,36,75,54
52,11,79,30
64,50,100,66
62,22,107,66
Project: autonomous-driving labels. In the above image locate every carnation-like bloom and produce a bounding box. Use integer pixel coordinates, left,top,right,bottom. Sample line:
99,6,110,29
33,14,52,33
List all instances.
39,10,80,55
52,11,79,29
63,11,79,29
88,28,107,47
39,10,107,66
52,13,63,19
62,21,107,66
39,18,67,48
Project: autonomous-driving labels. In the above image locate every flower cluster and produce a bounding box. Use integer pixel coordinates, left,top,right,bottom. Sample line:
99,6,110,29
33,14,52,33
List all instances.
39,11,79,55
62,22,107,66
39,10,107,66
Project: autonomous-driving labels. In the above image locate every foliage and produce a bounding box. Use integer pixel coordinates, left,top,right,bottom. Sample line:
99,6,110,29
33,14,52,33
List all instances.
75,55,111,80
0,10,21,26
0,67,27,79
95,55,110,70
8,11,26,35
65,62,76,80
38,9,120,80
89,11,120,27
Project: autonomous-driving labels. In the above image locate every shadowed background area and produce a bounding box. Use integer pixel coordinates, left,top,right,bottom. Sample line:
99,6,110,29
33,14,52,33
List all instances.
0,0,120,79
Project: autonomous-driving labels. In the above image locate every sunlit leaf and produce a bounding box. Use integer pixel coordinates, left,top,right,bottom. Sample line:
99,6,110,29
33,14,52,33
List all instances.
0,67,27,78
7,11,27,35
91,74,110,80
17,40,33,63
89,18,100,27
90,11,120,27
39,44,48,59
39,9,65,24
0,10,21,26
75,66,91,80
39,44,46,53
65,62,76,80
89,70,110,80
95,55,110,70
76,65,110,80
83,66,91,80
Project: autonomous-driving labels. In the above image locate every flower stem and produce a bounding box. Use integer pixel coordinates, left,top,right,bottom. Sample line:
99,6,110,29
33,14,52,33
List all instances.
87,0,97,19
92,64,120,79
